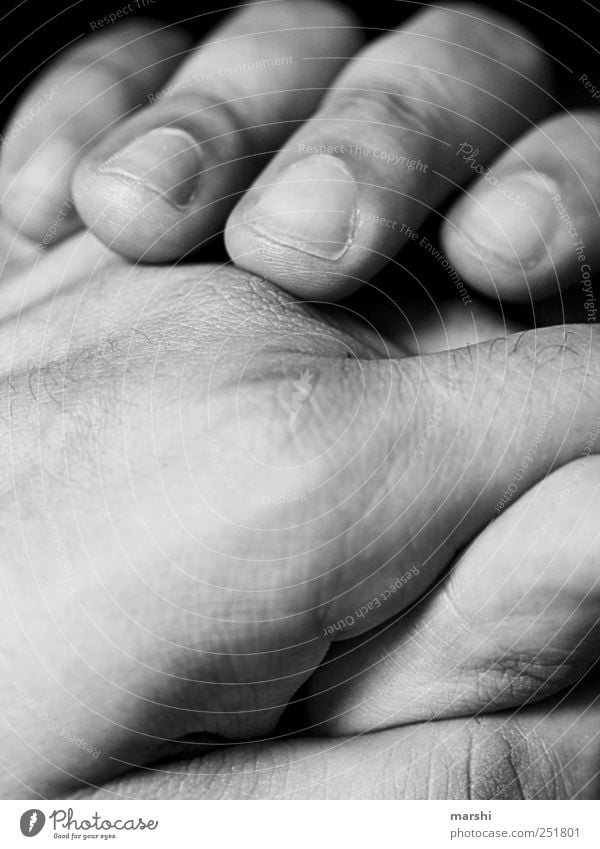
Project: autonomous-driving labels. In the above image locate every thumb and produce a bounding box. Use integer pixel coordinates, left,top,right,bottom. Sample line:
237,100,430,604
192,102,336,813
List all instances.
317,323,600,636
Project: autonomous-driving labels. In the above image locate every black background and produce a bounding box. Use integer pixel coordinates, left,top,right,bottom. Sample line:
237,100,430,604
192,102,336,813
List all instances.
1,0,598,320
1,0,599,116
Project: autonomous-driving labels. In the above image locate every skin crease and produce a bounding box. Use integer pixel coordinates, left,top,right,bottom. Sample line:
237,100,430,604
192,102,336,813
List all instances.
0,239,598,800
225,3,555,300
1,0,600,802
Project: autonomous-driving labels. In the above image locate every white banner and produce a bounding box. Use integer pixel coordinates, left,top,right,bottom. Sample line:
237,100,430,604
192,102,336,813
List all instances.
0,800,599,848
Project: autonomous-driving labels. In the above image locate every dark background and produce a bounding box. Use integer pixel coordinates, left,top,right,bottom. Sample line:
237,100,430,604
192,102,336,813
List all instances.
1,0,599,116
1,0,598,323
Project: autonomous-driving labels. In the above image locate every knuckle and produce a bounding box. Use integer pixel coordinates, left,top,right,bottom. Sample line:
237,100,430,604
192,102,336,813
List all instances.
477,652,577,708
528,458,600,596
58,54,140,112
61,52,126,89
325,80,441,143
155,78,276,155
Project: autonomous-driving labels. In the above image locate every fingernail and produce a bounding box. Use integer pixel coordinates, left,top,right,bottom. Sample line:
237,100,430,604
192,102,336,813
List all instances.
454,171,561,268
99,127,202,208
243,155,358,260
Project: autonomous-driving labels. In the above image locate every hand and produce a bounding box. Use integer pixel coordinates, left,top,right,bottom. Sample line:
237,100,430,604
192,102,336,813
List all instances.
5,0,595,798
0,3,567,300
1,1,599,801
3,1,594,309
77,454,600,800
0,1,360,263
77,677,600,799
1,228,600,798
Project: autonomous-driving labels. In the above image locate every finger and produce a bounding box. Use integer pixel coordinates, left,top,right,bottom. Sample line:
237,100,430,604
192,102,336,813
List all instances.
15,271,600,682
301,323,600,651
302,455,600,734
27,268,600,659
441,111,600,303
72,1,362,261
0,216,41,276
6,266,600,794
225,2,553,300
0,230,127,320
76,681,600,799
0,21,189,245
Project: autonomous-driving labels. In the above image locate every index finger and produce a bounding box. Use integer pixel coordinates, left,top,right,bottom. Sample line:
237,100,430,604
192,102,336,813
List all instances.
225,2,553,299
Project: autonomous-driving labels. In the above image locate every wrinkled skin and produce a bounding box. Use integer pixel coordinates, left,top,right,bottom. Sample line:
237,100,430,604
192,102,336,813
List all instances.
1,239,600,799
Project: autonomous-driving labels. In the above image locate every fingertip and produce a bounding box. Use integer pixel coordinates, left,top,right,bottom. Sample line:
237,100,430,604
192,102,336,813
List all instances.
224,210,362,302
224,157,365,302
441,222,515,301
73,127,204,261
1,136,81,244
72,170,177,261
441,170,563,302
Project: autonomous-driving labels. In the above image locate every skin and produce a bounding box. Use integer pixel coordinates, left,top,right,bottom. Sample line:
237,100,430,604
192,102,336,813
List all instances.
5,2,600,307
0,238,599,799
0,1,593,310
0,1,599,801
